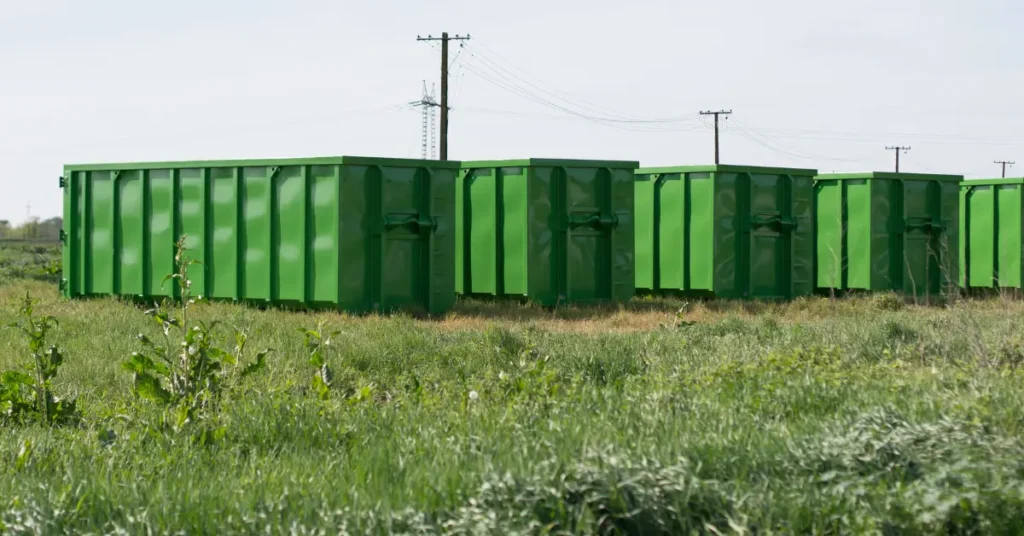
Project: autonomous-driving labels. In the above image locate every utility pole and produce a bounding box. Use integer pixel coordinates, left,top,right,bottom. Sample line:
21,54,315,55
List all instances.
700,110,732,164
416,32,470,160
885,146,911,172
995,160,1015,178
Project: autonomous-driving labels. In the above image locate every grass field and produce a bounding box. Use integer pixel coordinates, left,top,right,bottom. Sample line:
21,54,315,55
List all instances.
2,247,1024,533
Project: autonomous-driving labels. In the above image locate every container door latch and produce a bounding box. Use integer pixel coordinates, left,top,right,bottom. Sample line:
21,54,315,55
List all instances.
383,213,438,234
751,214,798,232
568,212,618,231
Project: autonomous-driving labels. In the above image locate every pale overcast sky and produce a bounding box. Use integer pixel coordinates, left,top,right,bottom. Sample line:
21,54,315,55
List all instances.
2,0,1022,222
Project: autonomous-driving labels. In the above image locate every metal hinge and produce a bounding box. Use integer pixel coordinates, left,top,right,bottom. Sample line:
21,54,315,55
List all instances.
59,176,67,188
59,229,67,243
58,279,68,291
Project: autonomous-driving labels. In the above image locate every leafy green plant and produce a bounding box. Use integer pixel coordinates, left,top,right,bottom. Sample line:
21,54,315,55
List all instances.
121,237,269,433
1,292,79,426
301,322,340,400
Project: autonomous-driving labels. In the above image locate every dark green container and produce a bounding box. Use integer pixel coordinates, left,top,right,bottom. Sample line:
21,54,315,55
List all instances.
61,156,459,314
815,172,961,297
456,159,638,306
634,165,816,300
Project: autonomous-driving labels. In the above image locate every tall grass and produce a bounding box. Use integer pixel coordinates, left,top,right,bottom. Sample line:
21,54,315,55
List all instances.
1,277,1024,533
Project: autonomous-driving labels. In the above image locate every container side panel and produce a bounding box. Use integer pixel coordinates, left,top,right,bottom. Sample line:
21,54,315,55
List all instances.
468,170,497,295
275,166,306,302
528,167,556,304
75,174,86,295
116,171,145,295
147,170,175,298
502,169,528,296
338,166,370,311
870,180,896,291
845,180,872,290
939,181,960,290
89,172,115,295
609,168,635,302
633,175,655,290
309,166,340,303
657,176,685,291
241,167,272,301
428,168,456,314
997,185,1021,287
689,174,715,292
966,186,994,287
748,173,783,298
380,166,423,311
178,169,207,297
454,171,465,295
959,187,966,287
209,168,239,299
790,175,814,297
713,173,739,297
942,180,958,289
815,181,842,288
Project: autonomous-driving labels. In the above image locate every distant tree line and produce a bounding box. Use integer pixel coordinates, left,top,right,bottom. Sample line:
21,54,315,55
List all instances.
0,217,62,241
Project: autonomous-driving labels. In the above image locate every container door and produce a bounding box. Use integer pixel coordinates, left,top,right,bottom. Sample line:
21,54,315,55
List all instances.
901,180,946,298
747,172,802,299
376,166,444,313
559,167,633,303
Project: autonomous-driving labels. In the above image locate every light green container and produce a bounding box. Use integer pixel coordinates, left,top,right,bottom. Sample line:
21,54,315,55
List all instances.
960,178,1024,290
61,156,459,315
456,159,638,306
634,165,816,300
815,172,961,297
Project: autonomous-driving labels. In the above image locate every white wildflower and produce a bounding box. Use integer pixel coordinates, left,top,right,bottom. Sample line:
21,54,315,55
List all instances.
468,390,479,402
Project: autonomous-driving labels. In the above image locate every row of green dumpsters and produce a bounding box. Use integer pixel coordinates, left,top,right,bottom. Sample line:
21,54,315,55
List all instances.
57,156,1017,314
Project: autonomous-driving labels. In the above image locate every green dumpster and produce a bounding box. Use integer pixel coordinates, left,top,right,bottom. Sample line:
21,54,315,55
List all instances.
61,156,459,315
634,165,816,300
815,172,961,297
960,178,1024,290
456,159,638,306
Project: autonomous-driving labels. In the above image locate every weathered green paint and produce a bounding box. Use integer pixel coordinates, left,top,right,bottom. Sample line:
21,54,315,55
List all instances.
815,172,961,298
456,159,638,306
635,165,816,300
60,156,459,315
960,178,1024,289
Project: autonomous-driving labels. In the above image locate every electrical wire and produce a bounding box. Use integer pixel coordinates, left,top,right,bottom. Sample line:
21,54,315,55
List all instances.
461,41,702,124
455,56,705,133
730,119,877,163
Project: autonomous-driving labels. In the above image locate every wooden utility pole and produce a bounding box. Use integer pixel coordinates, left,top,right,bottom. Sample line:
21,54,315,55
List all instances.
885,146,911,172
995,160,1015,178
700,110,732,164
417,32,470,160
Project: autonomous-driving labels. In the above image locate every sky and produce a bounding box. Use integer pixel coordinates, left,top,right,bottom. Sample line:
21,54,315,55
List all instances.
2,0,1023,223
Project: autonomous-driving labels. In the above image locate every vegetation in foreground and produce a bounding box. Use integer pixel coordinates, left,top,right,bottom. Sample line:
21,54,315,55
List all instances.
2,247,1024,533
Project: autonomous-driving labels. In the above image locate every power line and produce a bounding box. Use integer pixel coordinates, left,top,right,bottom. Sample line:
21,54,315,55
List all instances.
885,146,911,172
459,41,701,124
456,60,703,133
729,119,877,164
